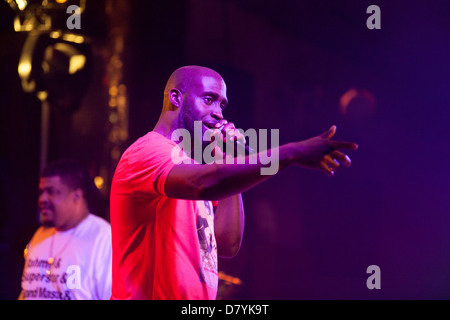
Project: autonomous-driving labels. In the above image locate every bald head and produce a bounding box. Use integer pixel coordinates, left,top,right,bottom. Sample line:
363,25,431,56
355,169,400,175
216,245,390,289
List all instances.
164,65,224,95
154,65,228,139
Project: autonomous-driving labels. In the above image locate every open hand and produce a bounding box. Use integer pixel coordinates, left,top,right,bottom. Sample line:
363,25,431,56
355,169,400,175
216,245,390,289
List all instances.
293,125,358,176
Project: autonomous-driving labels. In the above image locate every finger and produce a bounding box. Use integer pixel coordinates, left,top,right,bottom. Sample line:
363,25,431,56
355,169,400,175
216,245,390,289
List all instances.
214,119,228,129
320,125,336,139
209,130,228,161
221,121,235,134
213,121,231,142
221,122,236,142
320,161,335,177
331,150,352,167
229,128,246,143
222,123,246,144
330,140,359,150
211,143,225,161
324,154,340,170
209,129,222,144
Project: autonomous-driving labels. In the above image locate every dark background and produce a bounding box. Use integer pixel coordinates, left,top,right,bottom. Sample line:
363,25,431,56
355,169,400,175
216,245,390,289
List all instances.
1,0,449,299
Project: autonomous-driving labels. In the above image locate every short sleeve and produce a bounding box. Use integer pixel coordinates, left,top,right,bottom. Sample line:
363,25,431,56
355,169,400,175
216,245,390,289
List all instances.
125,132,192,197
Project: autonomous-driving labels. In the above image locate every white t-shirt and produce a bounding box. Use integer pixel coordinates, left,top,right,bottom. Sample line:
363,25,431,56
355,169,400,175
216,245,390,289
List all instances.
20,214,112,300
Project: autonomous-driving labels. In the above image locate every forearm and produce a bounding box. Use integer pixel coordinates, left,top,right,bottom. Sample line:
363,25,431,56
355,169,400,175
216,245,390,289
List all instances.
214,193,245,258
165,125,358,200
165,143,295,201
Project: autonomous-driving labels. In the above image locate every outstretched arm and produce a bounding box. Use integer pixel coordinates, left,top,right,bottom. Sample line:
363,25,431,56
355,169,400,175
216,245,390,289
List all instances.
164,125,358,201
165,125,357,258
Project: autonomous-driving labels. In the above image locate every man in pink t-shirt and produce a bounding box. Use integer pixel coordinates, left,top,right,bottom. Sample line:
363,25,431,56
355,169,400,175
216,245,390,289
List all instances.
111,131,219,299
110,65,358,300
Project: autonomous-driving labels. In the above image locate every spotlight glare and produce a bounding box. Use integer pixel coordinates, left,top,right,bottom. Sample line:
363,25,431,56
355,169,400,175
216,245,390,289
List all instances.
68,54,86,74
16,0,27,11
61,33,86,44
49,31,62,39
36,90,48,101
18,61,32,77
94,176,104,190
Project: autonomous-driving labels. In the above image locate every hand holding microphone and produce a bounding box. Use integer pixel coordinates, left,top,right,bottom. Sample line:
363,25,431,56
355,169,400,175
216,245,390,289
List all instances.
210,119,255,157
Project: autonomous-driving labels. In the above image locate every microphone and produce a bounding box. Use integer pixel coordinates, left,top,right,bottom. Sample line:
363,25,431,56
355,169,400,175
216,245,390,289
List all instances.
212,123,256,156
234,139,256,155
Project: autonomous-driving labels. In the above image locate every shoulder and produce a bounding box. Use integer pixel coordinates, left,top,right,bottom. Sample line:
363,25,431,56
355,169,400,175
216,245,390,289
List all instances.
116,131,175,169
25,226,54,257
88,214,111,231
124,131,182,169
75,215,112,266
79,214,111,239
28,225,53,243
127,131,174,154
87,213,110,227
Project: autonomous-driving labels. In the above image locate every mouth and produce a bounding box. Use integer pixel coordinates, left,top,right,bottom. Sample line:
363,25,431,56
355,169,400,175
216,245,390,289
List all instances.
202,123,216,132
39,207,53,216
203,122,223,131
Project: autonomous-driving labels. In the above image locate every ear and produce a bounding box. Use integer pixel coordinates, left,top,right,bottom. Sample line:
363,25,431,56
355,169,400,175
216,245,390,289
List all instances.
168,88,183,108
73,189,83,203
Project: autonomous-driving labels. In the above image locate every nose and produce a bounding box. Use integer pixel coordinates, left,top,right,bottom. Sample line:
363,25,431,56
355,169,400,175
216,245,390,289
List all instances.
38,191,48,206
211,109,223,121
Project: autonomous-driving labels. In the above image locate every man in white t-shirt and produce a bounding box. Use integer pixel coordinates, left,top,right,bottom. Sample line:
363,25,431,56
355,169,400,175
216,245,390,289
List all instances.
19,159,112,300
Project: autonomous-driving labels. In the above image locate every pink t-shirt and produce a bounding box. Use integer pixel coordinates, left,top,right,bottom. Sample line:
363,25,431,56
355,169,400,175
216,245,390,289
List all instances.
110,131,218,300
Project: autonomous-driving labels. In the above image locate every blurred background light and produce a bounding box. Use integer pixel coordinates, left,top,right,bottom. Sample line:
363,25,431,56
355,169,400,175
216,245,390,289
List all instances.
94,176,104,190
339,88,376,121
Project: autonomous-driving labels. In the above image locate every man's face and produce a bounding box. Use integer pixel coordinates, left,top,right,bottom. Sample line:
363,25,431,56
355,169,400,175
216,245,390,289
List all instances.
177,74,228,138
38,176,77,230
